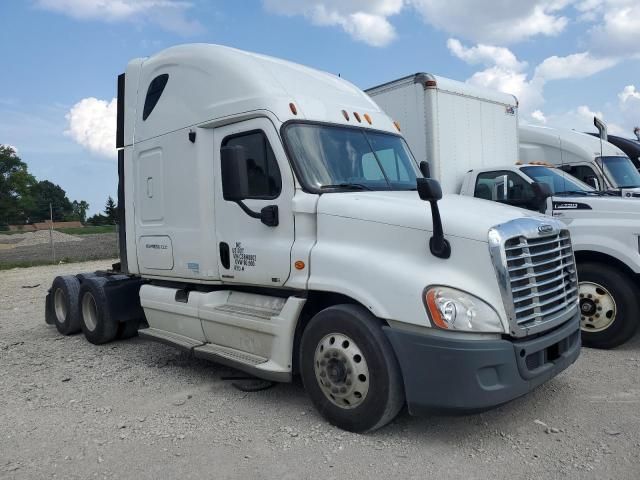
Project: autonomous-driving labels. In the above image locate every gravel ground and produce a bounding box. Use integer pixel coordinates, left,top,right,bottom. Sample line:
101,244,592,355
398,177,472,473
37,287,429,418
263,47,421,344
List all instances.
1,261,639,480
0,233,118,266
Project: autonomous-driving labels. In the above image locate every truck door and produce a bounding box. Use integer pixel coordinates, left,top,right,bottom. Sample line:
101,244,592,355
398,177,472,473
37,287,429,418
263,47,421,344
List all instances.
213,118,295,286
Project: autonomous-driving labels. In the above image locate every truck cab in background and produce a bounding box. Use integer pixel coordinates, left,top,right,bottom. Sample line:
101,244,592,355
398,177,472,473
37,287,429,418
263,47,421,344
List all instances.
520,124,640,198
460,164,640,348
584,132,640,173
45,46,581,432
368,74,640,348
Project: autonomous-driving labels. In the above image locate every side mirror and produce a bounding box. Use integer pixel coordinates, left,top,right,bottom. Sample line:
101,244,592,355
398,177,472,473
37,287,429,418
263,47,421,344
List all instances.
419,161,431,178
416,178,450,259
220,145,278,227
584,175,600,190
417,177,442,201
221,145,250,201
531,182,552,214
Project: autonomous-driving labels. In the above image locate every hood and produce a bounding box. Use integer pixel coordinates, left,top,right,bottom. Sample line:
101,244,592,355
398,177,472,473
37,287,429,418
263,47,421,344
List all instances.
317,191,547,242
553,194,640,219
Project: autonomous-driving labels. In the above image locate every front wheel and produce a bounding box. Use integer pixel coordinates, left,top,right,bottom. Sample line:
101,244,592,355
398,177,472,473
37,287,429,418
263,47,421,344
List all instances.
300,304,405,432
578,262,640,349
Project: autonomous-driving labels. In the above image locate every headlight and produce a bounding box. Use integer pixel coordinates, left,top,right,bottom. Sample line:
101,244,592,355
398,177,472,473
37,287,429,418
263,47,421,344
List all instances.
424,286,504,333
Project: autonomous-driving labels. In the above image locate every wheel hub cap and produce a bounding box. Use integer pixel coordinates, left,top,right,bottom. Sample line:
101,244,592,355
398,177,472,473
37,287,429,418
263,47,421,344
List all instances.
579,281,616,333
314,333,369,409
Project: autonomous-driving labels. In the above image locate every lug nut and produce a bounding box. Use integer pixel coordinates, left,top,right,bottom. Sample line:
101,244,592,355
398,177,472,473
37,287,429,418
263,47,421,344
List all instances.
340,387,347,393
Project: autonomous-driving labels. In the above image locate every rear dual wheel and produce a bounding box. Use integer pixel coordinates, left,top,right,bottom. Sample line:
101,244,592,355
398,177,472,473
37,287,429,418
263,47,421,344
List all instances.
49,276,82,335
300,304,405,432
78,278,139,344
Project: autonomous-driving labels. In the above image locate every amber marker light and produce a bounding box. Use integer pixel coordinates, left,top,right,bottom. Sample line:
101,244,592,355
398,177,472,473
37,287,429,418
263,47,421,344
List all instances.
294,260,305,270
425,289,450,330
393,120,401,132
353,112,361,123
363,113,372,125
342,110,350,121
289,103,298,115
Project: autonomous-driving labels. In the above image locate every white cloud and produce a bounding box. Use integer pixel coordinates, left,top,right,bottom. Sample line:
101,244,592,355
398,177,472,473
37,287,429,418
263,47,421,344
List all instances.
263,0,402,46
531,110,547,124
619,85,640,103
409,0,569,44
533,52,619,81
447,38,527,71
1,144,19,154
35,0,202,35
584,2,640,56
65,97,117,159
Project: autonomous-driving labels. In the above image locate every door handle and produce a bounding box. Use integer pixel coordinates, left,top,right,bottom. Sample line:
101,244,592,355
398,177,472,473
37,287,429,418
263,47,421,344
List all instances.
219,242,230,269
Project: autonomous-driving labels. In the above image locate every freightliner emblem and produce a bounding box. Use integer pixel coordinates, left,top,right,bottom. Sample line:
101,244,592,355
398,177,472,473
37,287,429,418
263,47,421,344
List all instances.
538,224,554,235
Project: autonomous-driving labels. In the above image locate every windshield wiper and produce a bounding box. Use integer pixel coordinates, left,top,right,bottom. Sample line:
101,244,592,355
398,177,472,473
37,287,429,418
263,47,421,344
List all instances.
554,190,602,196
320,183,373,191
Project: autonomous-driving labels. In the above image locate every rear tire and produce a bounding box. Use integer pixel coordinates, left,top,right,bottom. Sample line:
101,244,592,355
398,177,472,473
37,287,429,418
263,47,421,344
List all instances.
48,276,82,335
578,262,640,349
79,278,118,345
300,304,405,432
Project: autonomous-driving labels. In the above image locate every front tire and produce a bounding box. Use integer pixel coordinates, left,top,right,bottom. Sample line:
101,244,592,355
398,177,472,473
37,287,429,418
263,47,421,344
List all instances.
300,304,405,432
48,276,82,335
578,262,640,349
79,278,118,345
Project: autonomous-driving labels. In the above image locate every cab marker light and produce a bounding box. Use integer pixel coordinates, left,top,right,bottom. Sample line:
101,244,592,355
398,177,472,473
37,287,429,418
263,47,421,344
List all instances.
353,112,362,123
295,260,305,270
289,103,298,115
393,120,401,132
342,110,350,121
363,113,372,125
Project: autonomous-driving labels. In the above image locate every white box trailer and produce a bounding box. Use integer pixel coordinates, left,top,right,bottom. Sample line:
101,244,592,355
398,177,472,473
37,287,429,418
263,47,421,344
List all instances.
44,46,580,432
366,73,519,195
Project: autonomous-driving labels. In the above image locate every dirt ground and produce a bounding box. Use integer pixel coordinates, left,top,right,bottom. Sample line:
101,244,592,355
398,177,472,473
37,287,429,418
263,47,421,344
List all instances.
1,261,639,480
0,233,118,267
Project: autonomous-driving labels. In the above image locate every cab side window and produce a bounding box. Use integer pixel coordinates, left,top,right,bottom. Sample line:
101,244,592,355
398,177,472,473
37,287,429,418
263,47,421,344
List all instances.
563,165,597,185
475,171,536,209
222,131,282,199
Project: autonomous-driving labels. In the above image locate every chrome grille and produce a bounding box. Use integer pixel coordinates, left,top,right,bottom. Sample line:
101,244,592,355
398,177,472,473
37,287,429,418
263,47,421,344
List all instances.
504,230,578,327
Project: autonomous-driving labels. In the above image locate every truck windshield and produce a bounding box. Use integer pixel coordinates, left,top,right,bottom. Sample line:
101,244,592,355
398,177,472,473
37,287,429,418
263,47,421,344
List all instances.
283,123,419,191
520,166,594,194
600,156,640,188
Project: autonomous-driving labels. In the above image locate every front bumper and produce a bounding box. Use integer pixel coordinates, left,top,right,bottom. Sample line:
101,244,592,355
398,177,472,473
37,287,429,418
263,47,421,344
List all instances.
383,311,581,416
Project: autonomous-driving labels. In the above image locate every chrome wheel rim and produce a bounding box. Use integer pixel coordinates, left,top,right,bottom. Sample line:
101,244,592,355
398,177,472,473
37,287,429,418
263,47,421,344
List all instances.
81,292,98,332
53,288,67,324
314,333,369,409
579,281,616,333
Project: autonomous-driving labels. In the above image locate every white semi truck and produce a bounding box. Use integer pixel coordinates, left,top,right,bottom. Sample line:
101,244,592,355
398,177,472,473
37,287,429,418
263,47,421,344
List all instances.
45,46,581,432
368,73,640,348
520,123,640,198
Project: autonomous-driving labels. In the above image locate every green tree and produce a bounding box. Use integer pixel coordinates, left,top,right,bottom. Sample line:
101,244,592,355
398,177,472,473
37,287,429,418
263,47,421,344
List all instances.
104,196,117,224
0,145,36,225
70,200,90,223
30,180,73,222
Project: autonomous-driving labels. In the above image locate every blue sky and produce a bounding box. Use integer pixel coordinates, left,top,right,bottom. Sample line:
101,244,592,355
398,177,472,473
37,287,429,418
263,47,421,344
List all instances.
1,0,639,215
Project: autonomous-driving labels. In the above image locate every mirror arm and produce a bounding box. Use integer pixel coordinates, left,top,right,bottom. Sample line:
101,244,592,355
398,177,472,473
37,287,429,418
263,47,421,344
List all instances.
234,201,279,227
235,200,261,219
428,201,451,259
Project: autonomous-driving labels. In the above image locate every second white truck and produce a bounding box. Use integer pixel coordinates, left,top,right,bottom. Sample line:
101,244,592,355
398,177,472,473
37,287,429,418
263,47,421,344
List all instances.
369,73,640,348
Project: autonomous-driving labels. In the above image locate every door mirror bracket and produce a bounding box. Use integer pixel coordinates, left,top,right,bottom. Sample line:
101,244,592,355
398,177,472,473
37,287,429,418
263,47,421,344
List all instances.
234,201,279,227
